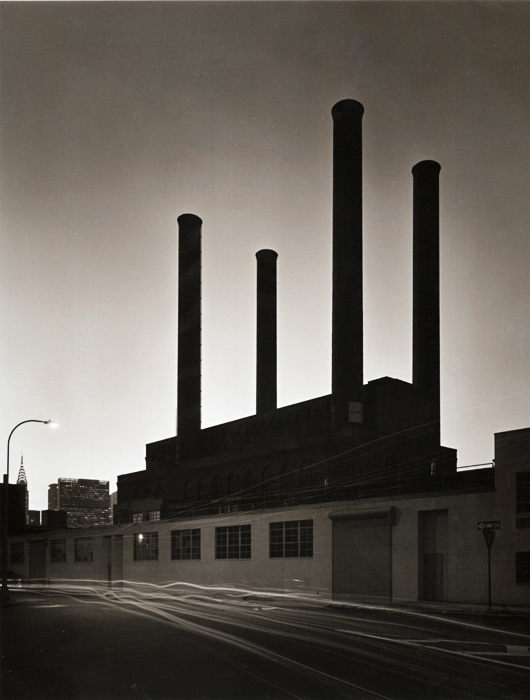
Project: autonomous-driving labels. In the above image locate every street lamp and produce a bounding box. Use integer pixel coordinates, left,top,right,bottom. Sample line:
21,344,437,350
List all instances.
1,419,57,603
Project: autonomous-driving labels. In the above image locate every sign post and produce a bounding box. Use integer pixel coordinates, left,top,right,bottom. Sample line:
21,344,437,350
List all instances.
478,521,500,610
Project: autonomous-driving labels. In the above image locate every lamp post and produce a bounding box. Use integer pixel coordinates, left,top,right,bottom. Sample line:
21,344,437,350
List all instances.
1,419,57,603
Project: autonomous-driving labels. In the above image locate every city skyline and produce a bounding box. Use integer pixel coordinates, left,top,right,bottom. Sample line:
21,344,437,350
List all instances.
1,1,529,512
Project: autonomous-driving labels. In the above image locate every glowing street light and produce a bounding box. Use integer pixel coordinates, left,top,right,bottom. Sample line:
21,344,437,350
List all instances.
1,419,58,604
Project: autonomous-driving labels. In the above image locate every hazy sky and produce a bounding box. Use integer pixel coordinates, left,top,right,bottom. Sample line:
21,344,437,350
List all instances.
1,1,529,512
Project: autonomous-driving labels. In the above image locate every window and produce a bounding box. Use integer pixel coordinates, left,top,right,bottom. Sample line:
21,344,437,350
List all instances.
516,552,530,584
132,488,140,500
516,472,530,514
212,474,224,499
198,477,207,500
155,484,163,499
75,537,93,562
184,479,193,501
134,533,159,561
171,529,200,560
228,471,239,496
300,460,313,490
10,542,23,564
146,510,160,522
270,520,313,558
244,468,255,493
216,525,251,559
280,462,292,493
262,465,273,496
51,539,66,563
143,486,151,499
133,512,143,524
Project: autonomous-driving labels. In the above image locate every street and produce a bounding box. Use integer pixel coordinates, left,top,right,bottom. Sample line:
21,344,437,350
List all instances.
1,584,530,699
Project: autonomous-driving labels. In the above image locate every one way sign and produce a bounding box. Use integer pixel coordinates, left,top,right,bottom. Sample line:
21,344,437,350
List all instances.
478,521,500,530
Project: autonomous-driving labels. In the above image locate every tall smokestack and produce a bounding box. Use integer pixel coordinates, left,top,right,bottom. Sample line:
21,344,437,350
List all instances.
412,161,441,439
331,99,364,426
177,214,202,445
256,249,278,414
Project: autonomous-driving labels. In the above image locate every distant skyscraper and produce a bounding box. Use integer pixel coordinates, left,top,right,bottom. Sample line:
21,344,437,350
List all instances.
48,483,59,510
16,456,29,523
48,478,110,528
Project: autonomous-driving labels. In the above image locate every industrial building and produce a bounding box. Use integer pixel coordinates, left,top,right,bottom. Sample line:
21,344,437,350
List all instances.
114,99,486,526
4,100,529,605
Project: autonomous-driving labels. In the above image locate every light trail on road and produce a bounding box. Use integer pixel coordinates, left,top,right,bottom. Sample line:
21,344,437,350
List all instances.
11,579,530,699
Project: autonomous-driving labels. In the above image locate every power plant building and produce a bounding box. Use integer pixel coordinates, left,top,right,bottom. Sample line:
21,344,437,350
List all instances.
5,100,529,606
115,100,480,527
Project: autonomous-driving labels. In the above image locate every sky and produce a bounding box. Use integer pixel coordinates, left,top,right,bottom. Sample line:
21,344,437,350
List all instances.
1,1,529,513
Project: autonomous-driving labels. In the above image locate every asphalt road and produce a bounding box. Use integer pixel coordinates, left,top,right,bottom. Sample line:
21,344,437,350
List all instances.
1,585,530,700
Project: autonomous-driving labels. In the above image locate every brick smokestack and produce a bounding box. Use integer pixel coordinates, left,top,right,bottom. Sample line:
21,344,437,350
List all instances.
412,161,441,440
177,214,202,445
331,99,364,426
256,249,278,414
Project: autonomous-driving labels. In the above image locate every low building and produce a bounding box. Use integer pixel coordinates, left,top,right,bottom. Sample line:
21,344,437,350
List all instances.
27,510,40,527
5,427,530,606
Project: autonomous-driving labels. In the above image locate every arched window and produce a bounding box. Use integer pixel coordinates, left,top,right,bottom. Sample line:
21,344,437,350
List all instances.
228,471,239,496
155,484,163,499
244,468,255,493
212,474,224,499
143,486,151,499
262,465,273,496
132,488,140,500
300,459,313,491
280,462,292,493
184,479,193,501
198,477,207,501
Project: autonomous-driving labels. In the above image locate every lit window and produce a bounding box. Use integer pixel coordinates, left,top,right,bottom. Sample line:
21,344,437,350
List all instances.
50,539,66,563
215,525,251,559
146,510,160,522
132,512,143,524
74,537,93,562
134,532,159,561
171,529,200,560
270,520,313,558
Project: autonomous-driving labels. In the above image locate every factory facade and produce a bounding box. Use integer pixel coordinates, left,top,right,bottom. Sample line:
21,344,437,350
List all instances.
4,100,530,605
5,426,530,606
